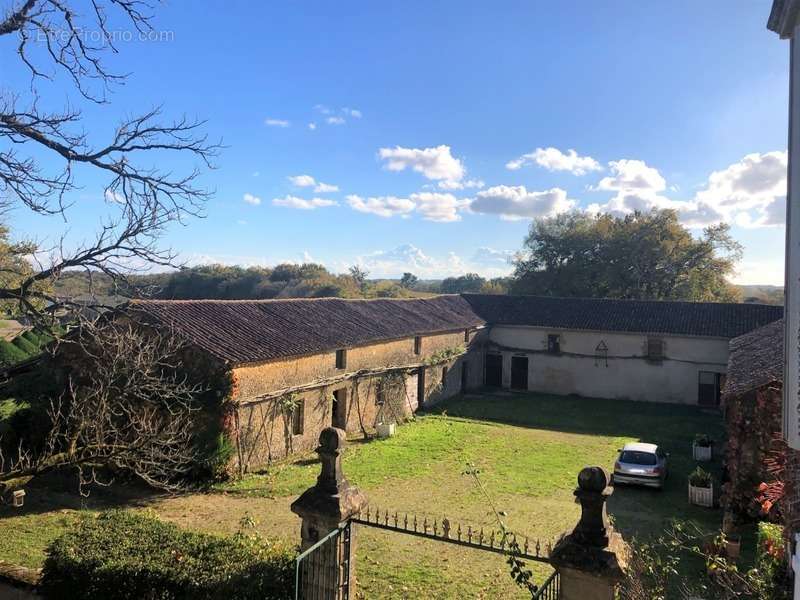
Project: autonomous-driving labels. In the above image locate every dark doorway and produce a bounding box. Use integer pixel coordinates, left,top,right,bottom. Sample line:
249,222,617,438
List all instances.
461,362,469,393
484,354,502,387
417,368,426,410
332,388,347,428
698,372,722,407
511,356,529,390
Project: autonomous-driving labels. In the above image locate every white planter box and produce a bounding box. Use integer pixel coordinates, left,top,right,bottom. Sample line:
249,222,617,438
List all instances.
376,422,396,439
693,443,713,461
689,482,714,507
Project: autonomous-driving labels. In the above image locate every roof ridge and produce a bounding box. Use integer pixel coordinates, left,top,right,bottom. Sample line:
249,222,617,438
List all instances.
461,292,777,309
130,294,462,305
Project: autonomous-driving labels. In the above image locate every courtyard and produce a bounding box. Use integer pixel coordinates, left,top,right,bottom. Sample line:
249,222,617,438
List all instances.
0,392,727,598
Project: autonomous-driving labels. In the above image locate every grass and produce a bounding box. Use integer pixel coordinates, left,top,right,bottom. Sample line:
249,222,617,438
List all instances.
0,392,730,598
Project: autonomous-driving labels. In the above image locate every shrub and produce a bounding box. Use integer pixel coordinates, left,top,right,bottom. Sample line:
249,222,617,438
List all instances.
40,511,296,600
688,466,712,488
12,335,38,355
693,433,713,447
0,339,28,365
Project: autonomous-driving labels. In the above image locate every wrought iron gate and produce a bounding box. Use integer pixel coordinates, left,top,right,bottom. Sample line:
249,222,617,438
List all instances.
351,507,560,598
295,521,352,600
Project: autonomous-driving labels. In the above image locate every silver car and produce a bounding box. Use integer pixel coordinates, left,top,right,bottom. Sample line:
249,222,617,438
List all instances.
612,442,668,489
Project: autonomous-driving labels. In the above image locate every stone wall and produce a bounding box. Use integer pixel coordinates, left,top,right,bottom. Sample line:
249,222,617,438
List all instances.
486,325,730,404
229,329,485,471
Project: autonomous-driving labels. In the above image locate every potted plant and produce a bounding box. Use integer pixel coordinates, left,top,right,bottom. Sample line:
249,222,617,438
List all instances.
376,420,396,438
693,434,713,461
688,466,714,507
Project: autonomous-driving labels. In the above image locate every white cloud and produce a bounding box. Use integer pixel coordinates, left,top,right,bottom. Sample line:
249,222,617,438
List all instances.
104,189,125,204
314,104,333,115
378,145,465,182
288,175,316,187
252,171,260,177
243,193,262,206
343,108,362,118
409,192,470,222
351,244,513,279
327,116,346,125
471,247,515,267
594,159,666,193
288,174,339,193
691,151,787,227
438,178,485,190
346,194,416,218
264,118,290,128
308,123,317,130
586,152,787,229
506,147,602,176
355,244,464,278
471,186,576,221
272,195,338,210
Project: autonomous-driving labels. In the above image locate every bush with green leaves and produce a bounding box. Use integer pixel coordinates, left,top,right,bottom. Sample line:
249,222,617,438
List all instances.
12,335,38,355
0,339,28,364
40,511,296,600
688,466,713,488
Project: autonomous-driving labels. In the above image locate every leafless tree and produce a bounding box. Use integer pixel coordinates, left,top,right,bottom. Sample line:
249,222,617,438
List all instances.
0,0,220,325
0,320,205,495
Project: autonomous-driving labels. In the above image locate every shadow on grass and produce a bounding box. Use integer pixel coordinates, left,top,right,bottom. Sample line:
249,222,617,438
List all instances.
425,390,724,443
0,471,173,520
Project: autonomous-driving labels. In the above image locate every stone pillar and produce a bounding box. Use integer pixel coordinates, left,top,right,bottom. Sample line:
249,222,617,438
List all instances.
550,466,629,600
291,427,368,599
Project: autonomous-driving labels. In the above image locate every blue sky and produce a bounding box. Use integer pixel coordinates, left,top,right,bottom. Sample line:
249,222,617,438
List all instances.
1,0,790,283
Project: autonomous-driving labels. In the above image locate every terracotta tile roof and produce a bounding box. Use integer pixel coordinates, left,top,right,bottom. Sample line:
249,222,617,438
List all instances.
129,295,484,365
723,318,783,399
462,294,783,338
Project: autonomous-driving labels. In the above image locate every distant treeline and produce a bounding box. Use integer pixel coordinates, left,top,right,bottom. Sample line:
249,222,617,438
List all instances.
53,265,511,301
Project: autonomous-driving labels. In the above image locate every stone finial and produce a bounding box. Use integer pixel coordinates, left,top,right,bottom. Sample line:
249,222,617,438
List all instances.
316,426,347,494
550,466,628,600
573,466,613,548
291,427,368,548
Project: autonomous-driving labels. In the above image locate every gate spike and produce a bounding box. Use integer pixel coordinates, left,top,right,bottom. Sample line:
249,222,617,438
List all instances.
393,512,398,527
535,539,541,556
413,515,418,532
384,510,389,526
404,514,408,529
457,524,462,541
423,517,428,533
499,535,505,551
479,528,484,545
366,507,371,521
433,519,438,536
546,541,552,556
467,526,472,543
490,531,495,548
524,537,529,555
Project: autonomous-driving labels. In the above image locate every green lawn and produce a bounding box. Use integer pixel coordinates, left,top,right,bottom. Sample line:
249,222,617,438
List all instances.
0,392,729,598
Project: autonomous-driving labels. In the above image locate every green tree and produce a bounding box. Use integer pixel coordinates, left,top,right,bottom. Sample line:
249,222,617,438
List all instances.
400,272,419,289
511,210,742,302
441,273,486,294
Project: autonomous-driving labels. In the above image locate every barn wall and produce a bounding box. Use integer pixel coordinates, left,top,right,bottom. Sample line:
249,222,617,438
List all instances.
486,326,730,404
229,328,485,470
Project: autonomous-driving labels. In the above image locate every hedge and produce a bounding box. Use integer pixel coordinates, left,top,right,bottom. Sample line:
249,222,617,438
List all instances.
0,339,28,365
12,335,37,355
40,511,296,600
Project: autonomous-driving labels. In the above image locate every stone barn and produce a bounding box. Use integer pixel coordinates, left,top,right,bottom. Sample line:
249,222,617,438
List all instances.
128,295,486,474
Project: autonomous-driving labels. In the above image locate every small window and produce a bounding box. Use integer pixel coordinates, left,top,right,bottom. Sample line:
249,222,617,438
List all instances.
291,400,304,436
464,329,470,343
336,349,347,369
414,336,422,355
547,334,561,354
647,337,664,362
